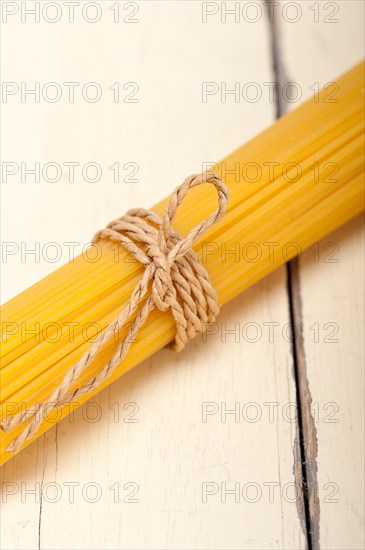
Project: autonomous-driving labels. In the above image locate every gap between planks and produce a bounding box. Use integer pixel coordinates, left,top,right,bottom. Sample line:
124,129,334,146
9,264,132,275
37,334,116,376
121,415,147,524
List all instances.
266,2,320,548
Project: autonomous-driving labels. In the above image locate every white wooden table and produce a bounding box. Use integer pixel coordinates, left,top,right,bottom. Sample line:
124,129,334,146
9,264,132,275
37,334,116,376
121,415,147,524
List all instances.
1,2,364,549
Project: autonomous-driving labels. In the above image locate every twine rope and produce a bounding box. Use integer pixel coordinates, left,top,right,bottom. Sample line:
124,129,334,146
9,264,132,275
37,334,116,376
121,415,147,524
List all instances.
2,173,229,452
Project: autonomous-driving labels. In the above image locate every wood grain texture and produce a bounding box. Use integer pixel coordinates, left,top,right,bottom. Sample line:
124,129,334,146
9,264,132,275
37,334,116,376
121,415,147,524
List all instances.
299,217,364,550
277,1,365,547
0,1,363,549
1,2,305,549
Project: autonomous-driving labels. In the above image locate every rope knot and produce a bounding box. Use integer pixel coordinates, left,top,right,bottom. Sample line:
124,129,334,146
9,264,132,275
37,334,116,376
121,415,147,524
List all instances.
2,172,229,452
145,172,230,337
148,243,173,312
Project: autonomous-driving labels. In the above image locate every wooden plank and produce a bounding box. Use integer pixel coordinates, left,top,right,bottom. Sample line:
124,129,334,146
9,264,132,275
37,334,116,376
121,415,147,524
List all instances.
1,2,306,549
276,1,364,547
299,217,364,550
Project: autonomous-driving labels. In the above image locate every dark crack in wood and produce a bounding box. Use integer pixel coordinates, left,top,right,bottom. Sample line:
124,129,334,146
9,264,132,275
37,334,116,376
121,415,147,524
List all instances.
265,2,321,548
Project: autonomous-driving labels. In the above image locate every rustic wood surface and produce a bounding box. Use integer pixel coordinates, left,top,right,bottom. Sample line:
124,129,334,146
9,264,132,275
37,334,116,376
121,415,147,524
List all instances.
1,1,363,549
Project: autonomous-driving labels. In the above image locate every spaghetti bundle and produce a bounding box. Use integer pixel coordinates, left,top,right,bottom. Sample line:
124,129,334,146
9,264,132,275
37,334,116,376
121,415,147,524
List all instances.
1,61,364,464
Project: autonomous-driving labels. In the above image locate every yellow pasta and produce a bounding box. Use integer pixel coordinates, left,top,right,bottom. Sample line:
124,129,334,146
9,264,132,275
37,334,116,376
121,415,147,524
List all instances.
1,61,364,464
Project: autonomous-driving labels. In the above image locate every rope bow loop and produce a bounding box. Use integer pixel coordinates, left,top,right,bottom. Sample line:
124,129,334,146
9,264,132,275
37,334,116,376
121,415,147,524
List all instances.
148,172,229,319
